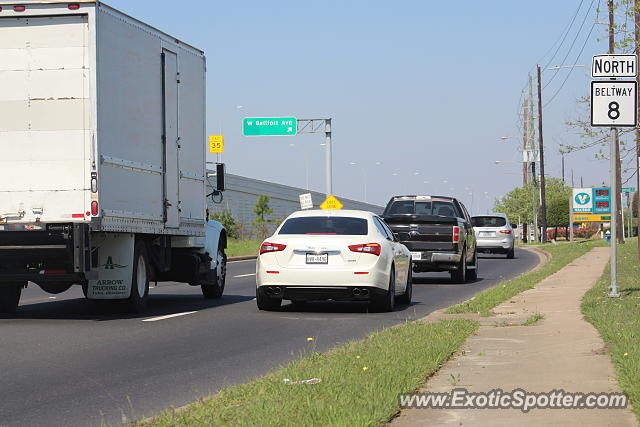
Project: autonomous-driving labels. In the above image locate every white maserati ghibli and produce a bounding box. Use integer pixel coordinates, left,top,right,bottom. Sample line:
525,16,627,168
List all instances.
256,209,412,312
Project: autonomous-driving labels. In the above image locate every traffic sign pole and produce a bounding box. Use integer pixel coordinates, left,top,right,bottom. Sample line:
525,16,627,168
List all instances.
609,128,620,297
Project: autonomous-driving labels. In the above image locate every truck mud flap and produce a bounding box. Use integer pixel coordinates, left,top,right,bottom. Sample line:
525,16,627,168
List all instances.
87,233,134,299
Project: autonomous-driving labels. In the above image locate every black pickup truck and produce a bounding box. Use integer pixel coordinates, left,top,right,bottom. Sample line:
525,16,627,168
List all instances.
382,195,477,283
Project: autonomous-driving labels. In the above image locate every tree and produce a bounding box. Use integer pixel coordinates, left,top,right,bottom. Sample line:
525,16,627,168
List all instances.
495,178,572,238
209,209,239,239
253,195,274,239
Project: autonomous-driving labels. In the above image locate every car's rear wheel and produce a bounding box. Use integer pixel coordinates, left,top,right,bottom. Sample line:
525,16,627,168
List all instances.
507,247,515,259
397,266,412,305
450,249,467,284
0,283,23,315
372,267,395,312
256,287,282,311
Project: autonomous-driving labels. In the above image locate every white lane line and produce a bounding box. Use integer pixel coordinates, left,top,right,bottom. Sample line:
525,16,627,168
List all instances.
142,311,197,322
233,273,256,278
228,259,256,264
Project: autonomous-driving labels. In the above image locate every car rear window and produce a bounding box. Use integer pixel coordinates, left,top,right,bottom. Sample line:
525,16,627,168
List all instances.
278,217,368,235
473,216,507,227
386,200,457,217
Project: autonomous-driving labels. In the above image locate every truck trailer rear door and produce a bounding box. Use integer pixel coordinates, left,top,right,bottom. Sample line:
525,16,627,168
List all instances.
161,49,179,228
0,15,90,223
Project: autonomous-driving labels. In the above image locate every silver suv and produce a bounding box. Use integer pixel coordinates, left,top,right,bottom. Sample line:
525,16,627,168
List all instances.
472,213,515,259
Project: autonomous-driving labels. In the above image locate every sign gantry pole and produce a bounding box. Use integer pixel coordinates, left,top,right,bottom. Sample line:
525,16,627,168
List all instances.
296,118,333,198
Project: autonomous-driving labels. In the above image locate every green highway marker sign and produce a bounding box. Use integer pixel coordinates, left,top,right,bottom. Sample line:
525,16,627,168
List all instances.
243,117,297,136
622,187,636,193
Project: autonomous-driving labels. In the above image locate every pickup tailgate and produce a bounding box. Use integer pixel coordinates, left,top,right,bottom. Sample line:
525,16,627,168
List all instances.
384,215,457,252
0,14,90,224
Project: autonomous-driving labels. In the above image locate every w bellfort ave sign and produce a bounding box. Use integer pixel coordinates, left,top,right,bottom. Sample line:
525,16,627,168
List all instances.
591,54,637,128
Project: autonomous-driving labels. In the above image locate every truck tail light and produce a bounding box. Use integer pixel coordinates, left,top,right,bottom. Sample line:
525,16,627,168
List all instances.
91,201,99,216
68,3,80,10
91,172,98,192
260,242,286,255
499,230,513,234
452,226,461,243
14,5,26,12
348,243,381,256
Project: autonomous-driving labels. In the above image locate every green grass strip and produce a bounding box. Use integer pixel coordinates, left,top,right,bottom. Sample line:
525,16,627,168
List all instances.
226,239,261,257
142,319,478,427
582,238,640,421
446,240,605,316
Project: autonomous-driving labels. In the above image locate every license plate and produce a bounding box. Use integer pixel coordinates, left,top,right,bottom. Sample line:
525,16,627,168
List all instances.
306,253,328,264
480,232,494,237
410,252,422,261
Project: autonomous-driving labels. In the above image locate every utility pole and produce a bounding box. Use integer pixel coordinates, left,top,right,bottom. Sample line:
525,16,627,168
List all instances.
635,0,640,258
562,155,565,183
608,0,625,244
529,74,539,242
522,98,529,187
522,97,529,242
537,65,548,243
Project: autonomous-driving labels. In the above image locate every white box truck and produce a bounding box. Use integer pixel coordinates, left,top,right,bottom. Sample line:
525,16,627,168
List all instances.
0,1,227,313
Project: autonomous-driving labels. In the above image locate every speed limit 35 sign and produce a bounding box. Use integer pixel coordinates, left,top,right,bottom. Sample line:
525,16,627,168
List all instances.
591,81,637,127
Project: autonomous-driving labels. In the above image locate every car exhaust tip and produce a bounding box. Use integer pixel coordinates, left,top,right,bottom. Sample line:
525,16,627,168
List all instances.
353,288,361,296
266,286,274,295
361,288,369,296
273,286,282,294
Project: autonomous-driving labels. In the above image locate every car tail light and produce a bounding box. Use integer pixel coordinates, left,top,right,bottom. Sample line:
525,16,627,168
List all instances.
0,7,3,12
260,242,286,255
348,243,381,256
14,5,26,12
91,201,99,216
499,230,513,234
68,3,80,10
452,226,461,243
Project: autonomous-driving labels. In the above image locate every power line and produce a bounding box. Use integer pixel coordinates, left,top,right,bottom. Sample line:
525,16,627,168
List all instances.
541,0,586,71
543,0,596,90
544,16,597,107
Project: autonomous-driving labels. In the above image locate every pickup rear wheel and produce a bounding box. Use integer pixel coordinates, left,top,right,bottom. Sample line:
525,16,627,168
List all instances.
467,250,478,281
0,283,23,315
450,249,467,284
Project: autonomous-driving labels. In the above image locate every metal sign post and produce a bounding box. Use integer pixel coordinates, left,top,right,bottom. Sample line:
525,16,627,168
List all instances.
591,53,638,298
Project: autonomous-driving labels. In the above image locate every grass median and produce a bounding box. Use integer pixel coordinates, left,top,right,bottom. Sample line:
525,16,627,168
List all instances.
227,239,261,258
446,239,605,316
141,318,478,427
582,238,640,421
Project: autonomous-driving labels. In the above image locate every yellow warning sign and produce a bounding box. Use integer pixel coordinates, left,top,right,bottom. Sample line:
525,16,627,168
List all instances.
320,195,343,210
209,135,224,153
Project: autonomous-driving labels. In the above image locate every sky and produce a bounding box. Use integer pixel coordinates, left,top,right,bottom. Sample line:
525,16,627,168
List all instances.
105,0,623,214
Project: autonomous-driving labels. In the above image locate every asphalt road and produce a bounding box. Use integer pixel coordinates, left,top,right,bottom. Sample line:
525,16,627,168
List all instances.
0,249,539,427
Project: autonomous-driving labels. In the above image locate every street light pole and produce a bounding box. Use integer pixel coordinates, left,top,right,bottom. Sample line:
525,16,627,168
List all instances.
537,64,548,243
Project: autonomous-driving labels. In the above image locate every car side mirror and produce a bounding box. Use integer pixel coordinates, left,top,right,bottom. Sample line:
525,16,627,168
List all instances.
511,223,517,229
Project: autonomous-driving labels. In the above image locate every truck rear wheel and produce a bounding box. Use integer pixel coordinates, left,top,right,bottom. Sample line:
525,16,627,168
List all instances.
201,246,227,299
0,283,23,314
127,242,150,313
